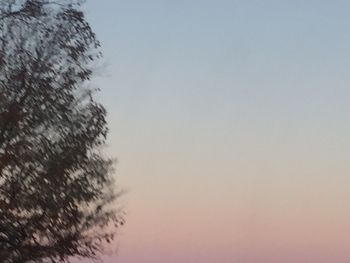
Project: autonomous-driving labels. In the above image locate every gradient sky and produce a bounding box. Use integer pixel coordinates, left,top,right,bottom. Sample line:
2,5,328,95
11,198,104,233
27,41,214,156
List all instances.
81,1,350,262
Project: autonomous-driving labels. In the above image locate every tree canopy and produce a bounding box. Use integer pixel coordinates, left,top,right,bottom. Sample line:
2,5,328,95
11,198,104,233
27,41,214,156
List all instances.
0,1,123,262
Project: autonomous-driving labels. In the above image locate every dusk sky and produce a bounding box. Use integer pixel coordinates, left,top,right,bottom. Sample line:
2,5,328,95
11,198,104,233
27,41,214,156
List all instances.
83,1,350,262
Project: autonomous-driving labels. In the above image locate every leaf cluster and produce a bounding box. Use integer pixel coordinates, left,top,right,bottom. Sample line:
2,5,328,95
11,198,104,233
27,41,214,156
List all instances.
0,1,123,262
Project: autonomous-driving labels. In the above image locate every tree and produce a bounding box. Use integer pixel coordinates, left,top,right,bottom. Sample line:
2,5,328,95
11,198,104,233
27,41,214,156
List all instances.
0,1,124,262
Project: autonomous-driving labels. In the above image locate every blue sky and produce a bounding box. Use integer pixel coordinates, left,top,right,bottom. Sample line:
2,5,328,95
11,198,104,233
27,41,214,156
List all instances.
85,0,350,126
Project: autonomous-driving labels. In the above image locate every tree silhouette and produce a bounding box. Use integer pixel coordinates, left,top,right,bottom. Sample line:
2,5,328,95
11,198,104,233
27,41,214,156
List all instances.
0,1,124,262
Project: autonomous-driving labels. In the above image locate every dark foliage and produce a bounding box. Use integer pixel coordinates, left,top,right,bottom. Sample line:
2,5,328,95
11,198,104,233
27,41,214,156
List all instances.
0,1,123,262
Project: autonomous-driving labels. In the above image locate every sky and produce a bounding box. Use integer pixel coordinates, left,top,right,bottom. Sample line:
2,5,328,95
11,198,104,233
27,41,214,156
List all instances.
82,1,350,262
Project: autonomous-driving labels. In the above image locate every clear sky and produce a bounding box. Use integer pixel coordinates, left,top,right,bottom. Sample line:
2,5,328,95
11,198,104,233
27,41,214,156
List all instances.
83,1,350,262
